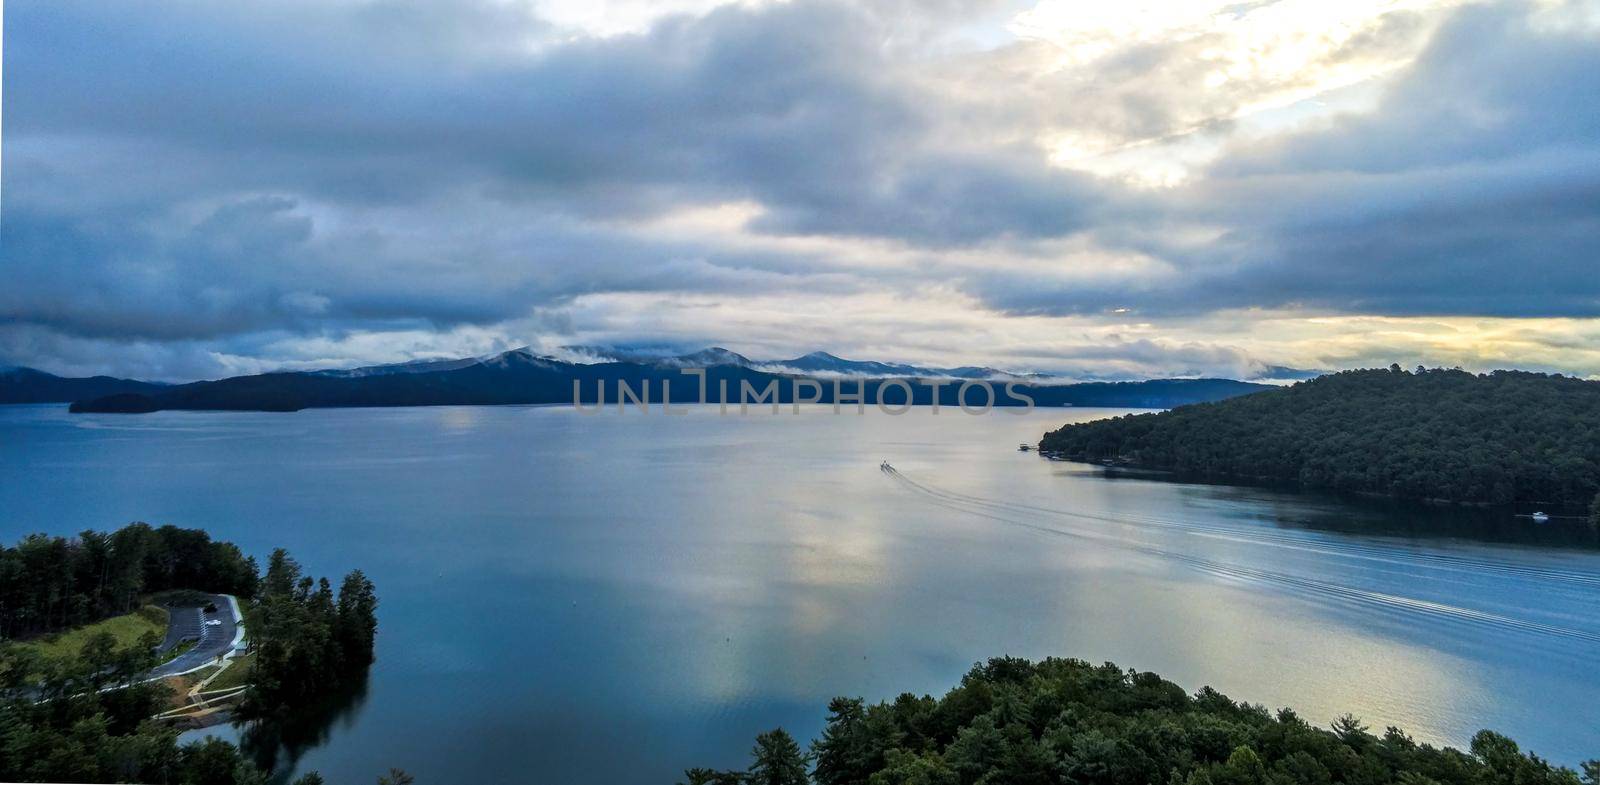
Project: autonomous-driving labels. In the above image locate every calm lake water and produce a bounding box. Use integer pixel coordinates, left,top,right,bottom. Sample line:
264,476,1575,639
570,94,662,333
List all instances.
2,403,1597,780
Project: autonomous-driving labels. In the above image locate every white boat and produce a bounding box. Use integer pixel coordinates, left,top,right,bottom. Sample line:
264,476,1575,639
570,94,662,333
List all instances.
1530,511,1550,523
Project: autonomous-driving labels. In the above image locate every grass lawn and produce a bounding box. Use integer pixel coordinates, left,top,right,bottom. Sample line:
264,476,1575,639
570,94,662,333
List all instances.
204,652,254,692
15,605,168,663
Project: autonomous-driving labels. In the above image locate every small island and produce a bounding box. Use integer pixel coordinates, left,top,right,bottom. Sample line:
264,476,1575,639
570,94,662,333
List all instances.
1040,367,1600,530
0,523,377,785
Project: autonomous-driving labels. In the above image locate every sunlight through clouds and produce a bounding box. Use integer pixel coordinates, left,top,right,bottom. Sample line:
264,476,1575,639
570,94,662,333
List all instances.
532,0,761,37
2,0,1597,381
1013,0,1460,183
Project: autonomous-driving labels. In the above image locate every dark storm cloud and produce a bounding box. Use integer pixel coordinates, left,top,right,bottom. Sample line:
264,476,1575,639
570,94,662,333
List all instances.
2,0,1108,358
6,0,1098,232
0,188,863,342
2,0,1597,378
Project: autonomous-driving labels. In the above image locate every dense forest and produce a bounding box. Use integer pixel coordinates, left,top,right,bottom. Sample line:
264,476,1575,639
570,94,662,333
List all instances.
0,524,378,784
0,366,165,404
0,633,326,784
1040,368,1600,512
687,657,1598,785
0,523,258,639
238,550,378,722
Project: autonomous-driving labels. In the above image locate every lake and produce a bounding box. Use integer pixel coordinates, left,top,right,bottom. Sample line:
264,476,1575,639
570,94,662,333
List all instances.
1,403,1596,780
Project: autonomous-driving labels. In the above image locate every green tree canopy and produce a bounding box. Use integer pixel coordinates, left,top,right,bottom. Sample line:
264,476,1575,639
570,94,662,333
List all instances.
1041,368,1600,512
698,657,1597,785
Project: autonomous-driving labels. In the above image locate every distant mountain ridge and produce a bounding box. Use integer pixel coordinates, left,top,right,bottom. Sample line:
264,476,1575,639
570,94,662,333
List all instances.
312,356,483,377
759,350,1019,380
32,347,1272,413
569,346,1038,380
0,367,168,404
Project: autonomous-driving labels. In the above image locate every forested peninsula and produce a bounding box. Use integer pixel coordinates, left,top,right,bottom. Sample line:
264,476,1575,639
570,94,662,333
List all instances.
0,523,377,784
1039,368,1600,516
688,657,1597,785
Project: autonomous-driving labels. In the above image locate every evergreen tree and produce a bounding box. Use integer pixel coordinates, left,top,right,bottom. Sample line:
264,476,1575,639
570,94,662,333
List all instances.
748,728,809,785
1041,369,1600,512
696,658,1598,785
0,637,267,784
814,697,873,785
679,768,746,785
377,768,416,785
0,525,376,784
336,570,380,668
241,555,379,721
0,522,260,639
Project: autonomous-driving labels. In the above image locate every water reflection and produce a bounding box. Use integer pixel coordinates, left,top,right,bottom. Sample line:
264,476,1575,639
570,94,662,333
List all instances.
1088,465,1599,547
241,674,371,782
1,403,1597,781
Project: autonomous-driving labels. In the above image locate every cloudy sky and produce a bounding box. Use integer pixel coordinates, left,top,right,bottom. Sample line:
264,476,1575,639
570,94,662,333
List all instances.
3,0,1598,381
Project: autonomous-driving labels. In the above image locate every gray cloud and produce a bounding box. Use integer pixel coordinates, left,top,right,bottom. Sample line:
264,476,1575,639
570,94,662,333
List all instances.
7,0,1103,235
3,0,1106,357
973,2,1600,319
2,0,1597,379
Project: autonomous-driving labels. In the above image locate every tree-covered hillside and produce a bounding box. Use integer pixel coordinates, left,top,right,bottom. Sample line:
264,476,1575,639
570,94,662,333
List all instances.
1039,368,1600,510
0,367,165,404
0,523,378,784
0,523,258,639
687,657,1596,785
64,349,1269,413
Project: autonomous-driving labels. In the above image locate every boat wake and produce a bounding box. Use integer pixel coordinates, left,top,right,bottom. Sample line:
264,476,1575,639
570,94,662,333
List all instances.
883,467,1600,647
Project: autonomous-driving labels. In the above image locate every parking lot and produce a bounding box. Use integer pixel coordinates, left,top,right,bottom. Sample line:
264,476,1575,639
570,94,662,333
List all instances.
148,594,240,679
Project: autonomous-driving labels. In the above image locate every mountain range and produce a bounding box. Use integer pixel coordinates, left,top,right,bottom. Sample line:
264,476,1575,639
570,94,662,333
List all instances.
566,346,1034,380
0,348,1275,413
0,366,169,404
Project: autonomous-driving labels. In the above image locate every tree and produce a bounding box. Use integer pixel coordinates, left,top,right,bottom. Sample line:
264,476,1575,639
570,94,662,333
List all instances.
694,657,1593,785
77,631,119,691
1213,747,1268,785
868,750,957,785
336,570,379,667
377,768,416,785
1039,369,1600,514
748,729,809,785
944,713,1004,783
0,522,263,640
0,525,374,785
176,737,260,785
1330,715,1369,747
1059,730,1157,785
241,555,377,721
679,768,746,785
262,549,301,599
814,697,876,785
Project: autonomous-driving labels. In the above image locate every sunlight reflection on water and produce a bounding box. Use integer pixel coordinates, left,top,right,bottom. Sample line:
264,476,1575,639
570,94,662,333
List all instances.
1,403,1596,781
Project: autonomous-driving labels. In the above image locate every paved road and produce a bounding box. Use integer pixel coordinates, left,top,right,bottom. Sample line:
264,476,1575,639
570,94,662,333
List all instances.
148,594,240,679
